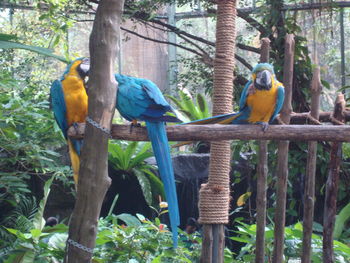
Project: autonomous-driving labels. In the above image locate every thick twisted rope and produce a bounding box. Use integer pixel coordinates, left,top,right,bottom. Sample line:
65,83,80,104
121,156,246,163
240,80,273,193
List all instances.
198,0,236,224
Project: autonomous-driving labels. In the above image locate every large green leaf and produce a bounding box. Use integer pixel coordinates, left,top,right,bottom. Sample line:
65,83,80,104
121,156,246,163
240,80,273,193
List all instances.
0,40,68,63
0,33,18,41
196,93,209,118
142,168,165,200
32,176,54,231
334,202,350,239
133,168,152,205
115,213,141,227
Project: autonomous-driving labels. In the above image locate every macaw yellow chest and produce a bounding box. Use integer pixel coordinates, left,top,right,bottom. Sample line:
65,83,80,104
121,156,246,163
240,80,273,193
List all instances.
62,76,88,125
246,86,277,123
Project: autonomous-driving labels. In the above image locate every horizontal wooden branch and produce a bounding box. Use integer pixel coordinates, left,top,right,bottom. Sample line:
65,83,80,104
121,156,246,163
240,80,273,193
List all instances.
68,123,350,142
290,111,350,124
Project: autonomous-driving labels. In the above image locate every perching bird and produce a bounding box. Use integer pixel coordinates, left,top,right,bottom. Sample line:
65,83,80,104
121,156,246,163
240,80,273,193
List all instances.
50,58,89,187
182,63,285,130
115,74,181,247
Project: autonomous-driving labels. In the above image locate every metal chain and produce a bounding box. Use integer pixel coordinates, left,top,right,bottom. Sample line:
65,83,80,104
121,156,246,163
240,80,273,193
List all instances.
67,238,94,254
86,116,111,137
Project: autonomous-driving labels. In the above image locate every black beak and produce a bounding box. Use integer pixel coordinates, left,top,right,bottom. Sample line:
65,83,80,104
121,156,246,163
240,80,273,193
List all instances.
255,70,272,90
77,58,90,79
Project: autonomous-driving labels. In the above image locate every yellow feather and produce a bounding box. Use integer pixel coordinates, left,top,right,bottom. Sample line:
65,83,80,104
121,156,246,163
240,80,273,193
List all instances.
62,60,88,188
246,77,281,123
68,139,80,186
62,60,88,126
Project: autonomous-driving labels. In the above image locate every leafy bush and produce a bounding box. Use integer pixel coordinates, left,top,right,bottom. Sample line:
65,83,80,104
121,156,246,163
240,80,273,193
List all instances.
231,219,350,263
166,90,210,122
1,212,202,263
108,140,165,206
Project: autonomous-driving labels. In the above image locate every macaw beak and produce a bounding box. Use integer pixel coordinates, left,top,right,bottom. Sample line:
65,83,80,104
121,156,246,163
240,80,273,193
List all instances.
77,58,90,79
255,70,272,90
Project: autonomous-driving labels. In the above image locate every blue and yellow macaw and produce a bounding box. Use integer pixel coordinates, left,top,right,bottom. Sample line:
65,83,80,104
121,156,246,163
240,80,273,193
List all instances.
50,58,89,187
115,74,180,247
183,63,285,130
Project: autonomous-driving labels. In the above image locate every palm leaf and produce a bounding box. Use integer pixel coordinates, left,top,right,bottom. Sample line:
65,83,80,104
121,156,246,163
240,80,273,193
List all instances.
142,168,165,200
334,202,350,239
33,176,54,231
179,91,200,120
0,33,18,41
0,40,68,63
196,93,210,118
165,95,185,110
133,169,152,206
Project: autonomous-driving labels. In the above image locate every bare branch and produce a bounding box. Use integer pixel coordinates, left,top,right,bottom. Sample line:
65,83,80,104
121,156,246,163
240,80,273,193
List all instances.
68,123,350,142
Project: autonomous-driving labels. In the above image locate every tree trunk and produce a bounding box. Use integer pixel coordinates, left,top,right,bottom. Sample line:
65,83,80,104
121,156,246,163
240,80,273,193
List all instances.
64,0,124,262
323,93,345,263
301,67,322,263
255,37,270,263
272,34,295,263
199,1,237,262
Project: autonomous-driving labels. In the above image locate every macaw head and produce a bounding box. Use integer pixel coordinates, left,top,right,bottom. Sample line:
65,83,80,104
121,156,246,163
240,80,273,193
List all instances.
77,57,90,79
251,63,275,90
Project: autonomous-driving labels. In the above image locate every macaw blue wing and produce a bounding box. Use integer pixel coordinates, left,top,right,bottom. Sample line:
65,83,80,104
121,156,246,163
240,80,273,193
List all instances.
239,80,252,110
270,85,285,122
135,78,171,110
50,80,68,138
116,74,178,123
115,74,152,121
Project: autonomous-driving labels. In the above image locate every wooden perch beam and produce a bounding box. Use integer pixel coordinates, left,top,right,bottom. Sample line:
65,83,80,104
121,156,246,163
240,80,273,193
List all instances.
290,111,350,124
68,123,350,142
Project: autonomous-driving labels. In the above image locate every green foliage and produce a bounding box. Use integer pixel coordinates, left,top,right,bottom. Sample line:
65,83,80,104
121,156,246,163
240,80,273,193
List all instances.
95,213,201,262
0,34,68,63
166,90,210,122
108,141,165,206
0,178,58,263
1,212,201,263
231,219,350,263
176,55,214,96
334,202,350,242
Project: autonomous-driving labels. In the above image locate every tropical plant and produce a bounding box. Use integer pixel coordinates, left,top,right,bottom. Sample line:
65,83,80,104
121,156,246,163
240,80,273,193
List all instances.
0,177,56,262
166,90,210,122
108,140,165,206
0,33,68,63
334,202,350,242
1,208,202,262
231,219,350,263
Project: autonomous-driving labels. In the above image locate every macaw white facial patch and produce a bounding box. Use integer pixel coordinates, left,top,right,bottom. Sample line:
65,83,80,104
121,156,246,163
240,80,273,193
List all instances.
256,70,272,86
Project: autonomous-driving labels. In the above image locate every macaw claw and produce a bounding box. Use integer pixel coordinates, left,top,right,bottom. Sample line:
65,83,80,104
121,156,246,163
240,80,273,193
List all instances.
72,122,80,133
129,120,142,133
256,122,269,132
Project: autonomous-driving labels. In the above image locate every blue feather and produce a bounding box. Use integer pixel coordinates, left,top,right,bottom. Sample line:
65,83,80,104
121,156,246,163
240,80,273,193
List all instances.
115,74,180,247
270,85,285,122
146,122,180,247
50,62,84,156
50,80,68,138
239,80,252,111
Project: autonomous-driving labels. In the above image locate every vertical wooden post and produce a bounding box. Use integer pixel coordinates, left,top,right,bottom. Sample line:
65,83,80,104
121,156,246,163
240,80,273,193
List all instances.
64,0,125,262
199,1,237,262
323,93,345,263
272,34,295,263
301,67,322,263
255,37,270,263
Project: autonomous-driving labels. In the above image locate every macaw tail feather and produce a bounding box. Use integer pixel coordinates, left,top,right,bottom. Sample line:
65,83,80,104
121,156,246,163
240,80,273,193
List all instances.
68,139,82,186
183,112,241,125
146,121,180,247
172,112,241,148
